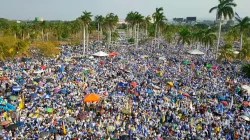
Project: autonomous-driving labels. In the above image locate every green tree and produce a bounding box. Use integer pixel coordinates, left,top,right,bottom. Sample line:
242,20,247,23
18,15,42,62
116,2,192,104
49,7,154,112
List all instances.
218,43,234,61
234,15,250,50
95,15,105,41
144,16,152,38
79,11,92,53
152,7,166,48
209,0,237,58
241,63,250,78
104,13,119,49
238,42,250,61
178,28,191,47
200,29,217,53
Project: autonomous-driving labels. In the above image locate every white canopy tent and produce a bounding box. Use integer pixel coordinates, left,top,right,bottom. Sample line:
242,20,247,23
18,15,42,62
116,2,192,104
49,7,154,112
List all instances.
89,56,94,59
92,51,108,57
233,51,239,54
159,57,166,60
242,85,250,95
187,49,205,55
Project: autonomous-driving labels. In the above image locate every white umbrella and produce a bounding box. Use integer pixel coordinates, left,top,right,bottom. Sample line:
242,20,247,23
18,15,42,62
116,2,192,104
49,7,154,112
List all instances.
89,56,94,59
34,69,44,74
187,49,205,55
233,51,239,54
159,57,166,60
92,51,108,57
241,115,250,121
242,85,250,94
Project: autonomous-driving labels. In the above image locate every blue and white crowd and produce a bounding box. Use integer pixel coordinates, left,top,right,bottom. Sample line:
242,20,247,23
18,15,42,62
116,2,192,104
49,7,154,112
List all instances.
0,43,250,140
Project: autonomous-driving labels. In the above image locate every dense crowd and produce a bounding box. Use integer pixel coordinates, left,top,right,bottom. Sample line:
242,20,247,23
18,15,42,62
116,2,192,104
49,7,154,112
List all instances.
0,43,250,140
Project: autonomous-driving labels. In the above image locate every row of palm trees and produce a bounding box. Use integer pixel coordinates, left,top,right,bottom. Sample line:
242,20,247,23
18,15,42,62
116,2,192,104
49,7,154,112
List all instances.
0,0,249,60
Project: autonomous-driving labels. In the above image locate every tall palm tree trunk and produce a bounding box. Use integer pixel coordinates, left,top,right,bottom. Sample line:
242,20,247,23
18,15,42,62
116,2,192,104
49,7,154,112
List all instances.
22,31,24,40
126,24,129,39
100,27,103,41
154,24,158,48
86,25,89,53
41,29,44,41
83,25,86,54
216,19,222,59
240,32,243,50
134,25,136,39
47,32,49,41
145,24,148,38
136,24,139,49
109,29,112,49
98,23,100,41
158,27,160,49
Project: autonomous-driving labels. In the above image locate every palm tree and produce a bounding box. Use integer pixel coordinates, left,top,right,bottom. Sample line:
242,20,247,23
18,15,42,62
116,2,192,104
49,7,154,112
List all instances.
79,11,92,53
125,12,136,39
224,28,240,43
70,19,82,40
238,42,250,61
200,29,217,54
163,24,176,46
241,63,250,78
178,28,191,47
104,13,119,49
209,0,237,58
95,15,105,42
144,16,151,38
234,15,250,50
11,23,20,39
40,21,50,41
152,7,166,48
134,12,144,48
218,43,234,61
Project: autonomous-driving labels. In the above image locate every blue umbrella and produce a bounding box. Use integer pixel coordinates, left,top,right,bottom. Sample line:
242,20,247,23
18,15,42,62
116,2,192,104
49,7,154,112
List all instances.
42,94,50,99
118,82,128,87
12,86,21,93
177,94,184,99
16,75,22,80
16,121,24,127
30,93,37,98
218,96,226,101
60,89,67,94
146,88,152,94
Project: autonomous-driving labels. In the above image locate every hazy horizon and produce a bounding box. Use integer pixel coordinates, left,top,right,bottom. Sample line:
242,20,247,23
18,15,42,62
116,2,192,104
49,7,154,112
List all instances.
0,0,249,21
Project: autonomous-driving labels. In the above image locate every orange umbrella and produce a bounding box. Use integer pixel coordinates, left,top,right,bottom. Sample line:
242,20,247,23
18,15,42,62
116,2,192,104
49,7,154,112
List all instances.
109,52,119,57
100,60,105,65
221,101,228,106
84,93,100,102
182,92,190,97
0,121,11,126
109,53,116,57
0,76,8,81
41,65,46,70
243,101,249,106
130,82,137,87
112,52,118,55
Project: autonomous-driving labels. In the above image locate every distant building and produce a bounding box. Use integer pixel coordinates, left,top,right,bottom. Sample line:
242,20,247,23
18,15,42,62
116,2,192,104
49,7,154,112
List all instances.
173,18,184,22
186,17,197,23
16,21,21,23
202,20,214,25
35,17,44,22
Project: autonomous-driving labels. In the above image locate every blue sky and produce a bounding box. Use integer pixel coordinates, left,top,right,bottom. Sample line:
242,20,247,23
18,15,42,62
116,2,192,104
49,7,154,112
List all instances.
0,0,249,20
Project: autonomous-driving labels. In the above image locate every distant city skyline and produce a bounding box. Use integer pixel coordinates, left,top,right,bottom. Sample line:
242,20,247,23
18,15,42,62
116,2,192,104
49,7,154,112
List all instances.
0,0,249,21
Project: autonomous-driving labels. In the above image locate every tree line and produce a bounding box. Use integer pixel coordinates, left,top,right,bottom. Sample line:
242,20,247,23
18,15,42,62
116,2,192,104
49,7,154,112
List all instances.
0,0,249,62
